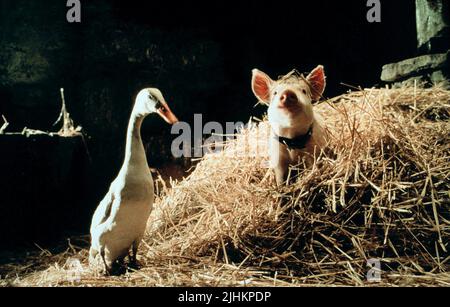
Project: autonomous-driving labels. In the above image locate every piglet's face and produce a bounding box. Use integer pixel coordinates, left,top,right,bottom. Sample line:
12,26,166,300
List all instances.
251,66,326,113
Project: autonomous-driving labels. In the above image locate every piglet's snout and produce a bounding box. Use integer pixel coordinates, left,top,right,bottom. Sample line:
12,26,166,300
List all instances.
279,90,298,108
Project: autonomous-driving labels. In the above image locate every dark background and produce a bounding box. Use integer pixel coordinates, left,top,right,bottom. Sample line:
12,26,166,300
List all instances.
0,0,417,248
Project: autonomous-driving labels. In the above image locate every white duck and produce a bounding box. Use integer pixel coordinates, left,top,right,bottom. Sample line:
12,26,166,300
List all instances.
89,88,178,274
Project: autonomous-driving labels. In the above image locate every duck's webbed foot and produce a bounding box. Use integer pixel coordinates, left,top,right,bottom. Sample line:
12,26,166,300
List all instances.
127,241,141,269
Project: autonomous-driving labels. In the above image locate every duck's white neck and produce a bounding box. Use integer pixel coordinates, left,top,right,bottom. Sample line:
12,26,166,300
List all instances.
121,110,149,173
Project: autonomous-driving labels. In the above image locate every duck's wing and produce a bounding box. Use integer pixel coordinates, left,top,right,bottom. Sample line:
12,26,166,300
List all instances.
99,193,114,225
90,191,115,231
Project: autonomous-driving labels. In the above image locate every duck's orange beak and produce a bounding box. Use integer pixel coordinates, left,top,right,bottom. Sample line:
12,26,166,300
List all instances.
156,103,179,124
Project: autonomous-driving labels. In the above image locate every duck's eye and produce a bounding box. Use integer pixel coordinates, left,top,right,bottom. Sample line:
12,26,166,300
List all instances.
156,101,166,113
273,91,278,96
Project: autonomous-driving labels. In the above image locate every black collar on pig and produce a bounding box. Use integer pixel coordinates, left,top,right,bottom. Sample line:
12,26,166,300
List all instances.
273,125,313,150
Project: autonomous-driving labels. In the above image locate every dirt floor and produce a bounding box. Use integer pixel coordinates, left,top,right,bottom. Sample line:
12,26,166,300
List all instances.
1,237,448,287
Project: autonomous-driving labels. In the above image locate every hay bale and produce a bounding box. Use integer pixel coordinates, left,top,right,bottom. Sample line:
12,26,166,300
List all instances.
145,86,450,285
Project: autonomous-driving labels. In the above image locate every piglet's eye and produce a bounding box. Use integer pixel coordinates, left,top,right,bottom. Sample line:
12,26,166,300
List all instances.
302,89,307,94
273,91,278,96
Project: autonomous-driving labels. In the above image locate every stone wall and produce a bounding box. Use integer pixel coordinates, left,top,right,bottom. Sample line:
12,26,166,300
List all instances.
381,0,450,88
416,0,450,53
381,52,449,88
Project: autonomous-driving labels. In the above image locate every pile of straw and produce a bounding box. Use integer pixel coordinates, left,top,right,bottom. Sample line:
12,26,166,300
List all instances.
3,86,449,287
146,85,450,286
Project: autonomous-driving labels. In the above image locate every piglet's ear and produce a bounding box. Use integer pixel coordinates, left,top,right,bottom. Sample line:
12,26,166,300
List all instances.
306,65,326,102
252,69,274,104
